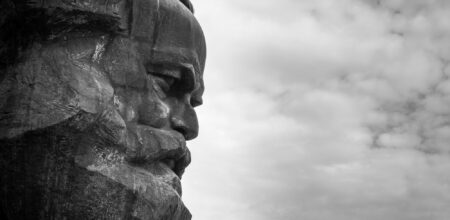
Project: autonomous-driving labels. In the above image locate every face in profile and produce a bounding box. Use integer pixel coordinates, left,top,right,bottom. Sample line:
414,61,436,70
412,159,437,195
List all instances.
0,0,205,219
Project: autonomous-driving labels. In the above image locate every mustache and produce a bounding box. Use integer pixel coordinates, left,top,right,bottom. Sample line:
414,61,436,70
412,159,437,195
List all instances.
83,108,192,178
124,124,188,163
125,124,192,178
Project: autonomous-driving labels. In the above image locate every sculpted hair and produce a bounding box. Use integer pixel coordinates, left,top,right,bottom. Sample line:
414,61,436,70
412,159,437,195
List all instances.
0,0,194,70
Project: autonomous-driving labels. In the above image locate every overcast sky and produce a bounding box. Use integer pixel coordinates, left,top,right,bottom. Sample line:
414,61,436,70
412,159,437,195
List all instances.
182,1,450,219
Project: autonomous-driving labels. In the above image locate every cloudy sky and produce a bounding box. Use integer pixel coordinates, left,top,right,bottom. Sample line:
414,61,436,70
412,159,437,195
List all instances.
182,0,450,219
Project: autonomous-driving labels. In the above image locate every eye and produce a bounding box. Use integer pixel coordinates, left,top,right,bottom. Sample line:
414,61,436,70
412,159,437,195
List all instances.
149,72,177,93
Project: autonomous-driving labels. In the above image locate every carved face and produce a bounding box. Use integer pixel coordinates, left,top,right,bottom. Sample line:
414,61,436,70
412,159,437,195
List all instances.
0,0,205,219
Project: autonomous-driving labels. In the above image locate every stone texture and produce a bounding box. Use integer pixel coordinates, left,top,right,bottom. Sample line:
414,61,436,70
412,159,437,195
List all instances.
0,0,205,219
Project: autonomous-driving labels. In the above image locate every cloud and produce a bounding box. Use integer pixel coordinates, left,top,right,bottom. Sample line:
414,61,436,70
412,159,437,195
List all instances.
183,0,450,220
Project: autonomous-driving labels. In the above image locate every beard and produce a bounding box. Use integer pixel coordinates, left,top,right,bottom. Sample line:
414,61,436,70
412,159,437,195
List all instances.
0,110,192,220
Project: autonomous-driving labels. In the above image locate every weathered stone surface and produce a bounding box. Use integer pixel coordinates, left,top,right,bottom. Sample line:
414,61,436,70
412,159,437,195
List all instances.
0,0,205,219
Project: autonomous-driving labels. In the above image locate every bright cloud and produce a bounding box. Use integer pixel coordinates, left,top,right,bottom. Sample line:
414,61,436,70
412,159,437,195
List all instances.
183,1,450,220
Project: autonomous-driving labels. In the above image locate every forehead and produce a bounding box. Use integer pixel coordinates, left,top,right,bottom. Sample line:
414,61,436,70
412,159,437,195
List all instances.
130,0,206,78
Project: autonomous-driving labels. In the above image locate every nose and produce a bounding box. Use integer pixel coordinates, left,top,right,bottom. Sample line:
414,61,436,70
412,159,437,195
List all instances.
170,104,199,140
137,93,199,140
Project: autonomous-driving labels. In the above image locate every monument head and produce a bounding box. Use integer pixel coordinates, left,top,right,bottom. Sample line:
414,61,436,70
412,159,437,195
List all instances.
0,0,205,219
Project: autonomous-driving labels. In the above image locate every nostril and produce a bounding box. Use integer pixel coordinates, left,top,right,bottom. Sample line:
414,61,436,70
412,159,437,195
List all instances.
179,0,194,13
174,126,189,139
171,116,197,140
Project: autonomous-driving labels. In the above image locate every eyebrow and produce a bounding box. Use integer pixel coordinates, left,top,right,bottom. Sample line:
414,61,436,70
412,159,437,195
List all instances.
147,48,201,76
145,63,184,79
146,60,201,93
145,61,196,81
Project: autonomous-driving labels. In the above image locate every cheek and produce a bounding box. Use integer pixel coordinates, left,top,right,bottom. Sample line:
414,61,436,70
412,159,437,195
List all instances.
114,95,131,120
138,90,171,128
113,88,140,123
113,87,170,128
69,64,114,113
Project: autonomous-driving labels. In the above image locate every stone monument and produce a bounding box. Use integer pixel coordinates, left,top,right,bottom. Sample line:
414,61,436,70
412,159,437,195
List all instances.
0,0,206,219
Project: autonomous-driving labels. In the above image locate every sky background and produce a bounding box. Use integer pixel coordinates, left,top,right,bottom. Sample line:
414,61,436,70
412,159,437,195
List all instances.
182,0,450,219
